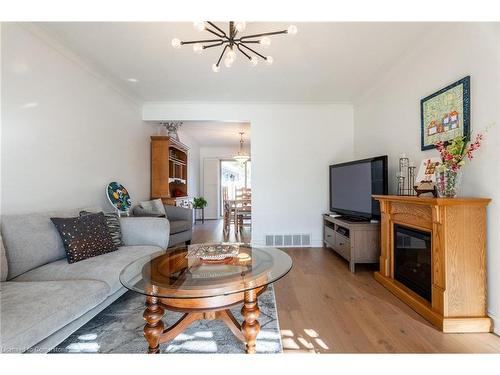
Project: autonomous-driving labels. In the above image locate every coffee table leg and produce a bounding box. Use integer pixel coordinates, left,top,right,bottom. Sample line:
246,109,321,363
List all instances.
241,289,260,354
143,296,165,354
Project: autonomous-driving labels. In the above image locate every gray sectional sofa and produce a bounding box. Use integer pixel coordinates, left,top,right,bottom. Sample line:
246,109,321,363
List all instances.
0,208,170,353
159,205,193,246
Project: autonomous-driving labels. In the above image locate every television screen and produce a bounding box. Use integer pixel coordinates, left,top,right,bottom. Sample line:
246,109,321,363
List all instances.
329,156,387,219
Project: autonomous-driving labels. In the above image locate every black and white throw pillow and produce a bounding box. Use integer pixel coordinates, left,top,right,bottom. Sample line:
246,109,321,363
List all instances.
51,212,118,264
80,211,123,246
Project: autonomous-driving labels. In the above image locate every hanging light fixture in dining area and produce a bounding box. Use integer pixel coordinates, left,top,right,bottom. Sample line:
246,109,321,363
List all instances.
233,132,250,163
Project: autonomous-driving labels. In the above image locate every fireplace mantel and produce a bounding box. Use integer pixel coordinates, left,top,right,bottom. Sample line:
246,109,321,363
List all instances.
372,195,491,333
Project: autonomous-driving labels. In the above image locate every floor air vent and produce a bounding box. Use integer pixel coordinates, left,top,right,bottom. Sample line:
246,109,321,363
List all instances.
264,234,311,247
265,235,274,246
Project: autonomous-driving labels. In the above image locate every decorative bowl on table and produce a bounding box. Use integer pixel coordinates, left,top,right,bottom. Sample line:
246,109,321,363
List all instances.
186,243,240,262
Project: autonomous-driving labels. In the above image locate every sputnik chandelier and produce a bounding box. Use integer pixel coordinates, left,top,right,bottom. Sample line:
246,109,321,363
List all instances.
171,21,298,72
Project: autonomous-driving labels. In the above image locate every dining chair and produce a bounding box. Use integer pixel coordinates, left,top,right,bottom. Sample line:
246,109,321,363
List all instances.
234,197,252,232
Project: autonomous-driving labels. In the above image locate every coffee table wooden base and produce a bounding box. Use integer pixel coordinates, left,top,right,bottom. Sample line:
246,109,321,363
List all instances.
143,288,262,354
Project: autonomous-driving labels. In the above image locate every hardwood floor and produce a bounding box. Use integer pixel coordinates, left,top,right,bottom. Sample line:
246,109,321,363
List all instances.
191,218,251,244
192,219,500,353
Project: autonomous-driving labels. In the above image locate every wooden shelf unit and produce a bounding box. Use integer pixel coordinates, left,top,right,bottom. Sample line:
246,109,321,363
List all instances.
372,195,491,333
323,215,380,273
151,136,189,205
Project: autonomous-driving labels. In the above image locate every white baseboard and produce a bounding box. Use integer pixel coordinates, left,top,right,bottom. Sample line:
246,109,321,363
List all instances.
488,311,499,335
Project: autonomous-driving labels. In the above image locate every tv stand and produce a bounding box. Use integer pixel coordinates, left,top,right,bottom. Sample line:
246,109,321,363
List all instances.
338,215,370,223
323,214,380,272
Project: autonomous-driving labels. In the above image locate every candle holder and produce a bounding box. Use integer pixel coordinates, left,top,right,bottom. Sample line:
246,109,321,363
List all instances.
397,155,417,196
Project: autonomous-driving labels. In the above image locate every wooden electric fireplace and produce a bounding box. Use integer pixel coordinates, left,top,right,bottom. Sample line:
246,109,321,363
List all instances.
372,195,491,333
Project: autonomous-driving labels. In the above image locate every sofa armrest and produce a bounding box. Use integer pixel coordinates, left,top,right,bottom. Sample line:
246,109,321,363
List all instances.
164,205,193,225
119,217,170,249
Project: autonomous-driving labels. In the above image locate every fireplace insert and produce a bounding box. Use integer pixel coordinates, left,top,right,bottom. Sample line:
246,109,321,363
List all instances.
394,225,432,302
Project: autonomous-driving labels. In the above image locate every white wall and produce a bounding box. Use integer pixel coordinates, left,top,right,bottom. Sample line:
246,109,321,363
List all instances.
143,102,354,246
353,23,500,333
1,23,155,214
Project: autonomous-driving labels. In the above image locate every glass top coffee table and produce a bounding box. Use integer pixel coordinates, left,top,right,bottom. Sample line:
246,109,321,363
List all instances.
120,243,292,353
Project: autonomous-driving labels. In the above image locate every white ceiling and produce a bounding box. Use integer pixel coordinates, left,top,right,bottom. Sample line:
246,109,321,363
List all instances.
178,121,250,147
38,22,436,102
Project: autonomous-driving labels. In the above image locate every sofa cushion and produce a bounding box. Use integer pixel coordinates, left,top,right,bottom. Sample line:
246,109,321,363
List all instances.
13,246,163,295
51,213,118,264
0,235,7,282
119,217,170,249
1,207,102,279
170,220,191,234
0,280,109,353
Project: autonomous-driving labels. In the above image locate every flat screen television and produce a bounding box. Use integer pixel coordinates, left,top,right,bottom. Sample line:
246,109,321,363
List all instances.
329,156,388,220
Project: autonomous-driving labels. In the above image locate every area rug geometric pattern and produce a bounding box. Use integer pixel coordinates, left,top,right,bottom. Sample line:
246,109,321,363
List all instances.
50,286,282,354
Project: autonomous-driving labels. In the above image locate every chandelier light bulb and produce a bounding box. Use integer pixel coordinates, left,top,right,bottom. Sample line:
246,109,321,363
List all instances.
171,38,182,49
287,25,298,35
260,36,271,47
193,43,203,54
250,56,258,66
193,21,206,32
224,56,234,68
227,48,237,60
235,22,246,32
265,56,274,65
212,64,220,73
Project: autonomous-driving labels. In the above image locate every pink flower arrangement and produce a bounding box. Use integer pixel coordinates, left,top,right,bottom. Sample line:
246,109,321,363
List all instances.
435,133,484,172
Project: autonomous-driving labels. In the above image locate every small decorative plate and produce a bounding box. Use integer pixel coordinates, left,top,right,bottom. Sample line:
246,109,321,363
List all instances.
106,182,132,212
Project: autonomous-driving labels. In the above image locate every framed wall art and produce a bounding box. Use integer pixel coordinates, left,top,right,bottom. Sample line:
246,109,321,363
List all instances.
420,76,470,151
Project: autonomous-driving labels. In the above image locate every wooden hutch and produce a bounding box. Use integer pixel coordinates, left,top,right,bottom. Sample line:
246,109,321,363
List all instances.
150,136,190,206
373,195,491,333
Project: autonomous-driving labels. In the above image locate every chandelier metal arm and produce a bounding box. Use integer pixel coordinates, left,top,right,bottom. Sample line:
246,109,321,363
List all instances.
239,40,260,44
203,41,225,49
236,43,252,60
239,43,267,60
180,38,223,45
239,30,288,41
206,22,228,38
205,27,226,39
215,44,229,67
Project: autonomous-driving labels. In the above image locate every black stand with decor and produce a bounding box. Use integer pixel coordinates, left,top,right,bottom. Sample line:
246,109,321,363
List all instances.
194,207,205,224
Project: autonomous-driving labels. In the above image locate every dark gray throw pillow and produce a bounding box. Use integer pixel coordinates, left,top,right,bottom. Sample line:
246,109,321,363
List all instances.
133,199,167,218
51,212,118,264
80,210,123,246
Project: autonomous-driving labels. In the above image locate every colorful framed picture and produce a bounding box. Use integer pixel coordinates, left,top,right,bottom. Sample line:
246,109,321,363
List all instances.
420,76,470,151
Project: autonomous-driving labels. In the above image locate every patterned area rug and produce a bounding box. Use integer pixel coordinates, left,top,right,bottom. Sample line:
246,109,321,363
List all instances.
50,286,282,354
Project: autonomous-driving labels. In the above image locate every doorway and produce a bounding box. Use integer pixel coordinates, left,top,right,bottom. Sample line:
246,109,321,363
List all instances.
220,160,251,216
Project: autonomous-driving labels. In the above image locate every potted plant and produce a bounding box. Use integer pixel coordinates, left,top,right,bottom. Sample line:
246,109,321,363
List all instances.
434,133,484,197
193,197,208,209
192,197,208,222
